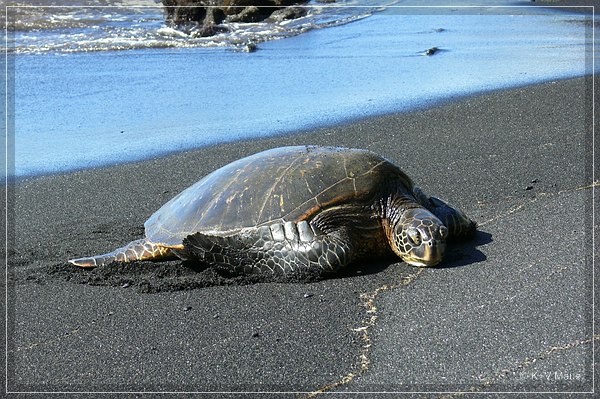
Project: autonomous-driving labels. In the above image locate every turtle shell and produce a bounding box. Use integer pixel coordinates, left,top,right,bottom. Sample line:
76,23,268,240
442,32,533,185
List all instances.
145,146,413,247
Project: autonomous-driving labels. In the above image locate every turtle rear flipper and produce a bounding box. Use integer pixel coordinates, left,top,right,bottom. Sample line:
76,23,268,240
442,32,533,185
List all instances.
180,221,353,276
68,238,175,268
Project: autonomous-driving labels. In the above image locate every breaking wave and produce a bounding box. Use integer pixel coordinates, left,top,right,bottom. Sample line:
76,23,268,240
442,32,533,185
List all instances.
4,0,396,53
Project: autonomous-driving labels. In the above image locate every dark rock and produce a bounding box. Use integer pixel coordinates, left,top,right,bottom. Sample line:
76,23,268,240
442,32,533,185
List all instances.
238,42,258,52
224,6,263,23
161,0,226,36
267,6,307,22
162,0,309,35
162,0,215,28
425,47,439,56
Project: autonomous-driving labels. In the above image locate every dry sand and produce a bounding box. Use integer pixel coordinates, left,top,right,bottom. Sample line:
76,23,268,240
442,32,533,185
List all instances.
5,75,596,394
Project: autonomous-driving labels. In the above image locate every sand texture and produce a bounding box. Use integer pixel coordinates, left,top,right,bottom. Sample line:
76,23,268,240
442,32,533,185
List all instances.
6,76,596,394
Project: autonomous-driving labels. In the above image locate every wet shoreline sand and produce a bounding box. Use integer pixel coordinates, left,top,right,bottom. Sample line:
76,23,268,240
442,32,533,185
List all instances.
7,75,595,393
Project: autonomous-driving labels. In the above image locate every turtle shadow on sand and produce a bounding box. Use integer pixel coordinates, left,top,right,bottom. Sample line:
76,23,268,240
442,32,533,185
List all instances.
434,229,491,269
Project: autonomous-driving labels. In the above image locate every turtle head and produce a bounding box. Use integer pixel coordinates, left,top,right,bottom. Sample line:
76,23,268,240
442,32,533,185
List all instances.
388,208,448,267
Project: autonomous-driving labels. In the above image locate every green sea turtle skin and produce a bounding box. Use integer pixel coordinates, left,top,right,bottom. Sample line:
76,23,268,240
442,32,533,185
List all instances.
69,146,476,275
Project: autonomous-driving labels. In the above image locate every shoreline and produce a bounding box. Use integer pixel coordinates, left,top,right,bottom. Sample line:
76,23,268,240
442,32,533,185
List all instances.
12,73,594,185
7,75,594,392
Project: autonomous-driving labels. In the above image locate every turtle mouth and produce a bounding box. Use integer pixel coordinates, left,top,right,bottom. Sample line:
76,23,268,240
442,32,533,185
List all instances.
402,241,445,267
402,256,442,267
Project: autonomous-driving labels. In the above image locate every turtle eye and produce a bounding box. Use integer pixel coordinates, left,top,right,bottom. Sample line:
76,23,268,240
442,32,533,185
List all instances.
439,226,449,239
406,228,422,246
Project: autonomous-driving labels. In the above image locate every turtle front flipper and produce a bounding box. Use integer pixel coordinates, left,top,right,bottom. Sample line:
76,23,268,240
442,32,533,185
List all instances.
413,187,477,240
68,238,175,268
179,221,354,276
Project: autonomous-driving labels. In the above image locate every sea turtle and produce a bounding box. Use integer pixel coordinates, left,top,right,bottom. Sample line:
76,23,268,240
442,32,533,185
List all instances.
69,146,476,275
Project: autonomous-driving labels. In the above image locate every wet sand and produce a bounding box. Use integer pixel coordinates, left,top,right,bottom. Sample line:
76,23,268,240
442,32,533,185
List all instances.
6,75,596,394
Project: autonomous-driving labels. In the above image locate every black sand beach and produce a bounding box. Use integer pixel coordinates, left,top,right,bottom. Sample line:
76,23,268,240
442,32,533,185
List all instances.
5,75,596,395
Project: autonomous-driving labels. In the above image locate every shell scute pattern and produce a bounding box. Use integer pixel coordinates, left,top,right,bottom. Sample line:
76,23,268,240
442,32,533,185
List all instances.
145,146,406,247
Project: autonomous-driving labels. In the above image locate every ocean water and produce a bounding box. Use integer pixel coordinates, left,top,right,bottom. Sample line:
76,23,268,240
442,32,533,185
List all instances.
4,1,597,178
